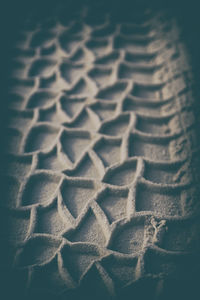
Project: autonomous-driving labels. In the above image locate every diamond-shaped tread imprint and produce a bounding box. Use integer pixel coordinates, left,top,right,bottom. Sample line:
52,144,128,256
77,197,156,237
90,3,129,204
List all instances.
1,2,200,300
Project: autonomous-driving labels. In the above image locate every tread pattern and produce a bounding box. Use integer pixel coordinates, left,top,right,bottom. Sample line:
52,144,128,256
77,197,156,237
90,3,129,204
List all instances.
1,5,200,299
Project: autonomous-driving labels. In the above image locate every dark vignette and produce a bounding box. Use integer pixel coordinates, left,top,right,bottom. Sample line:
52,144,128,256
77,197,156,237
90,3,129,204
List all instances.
0,1,200,299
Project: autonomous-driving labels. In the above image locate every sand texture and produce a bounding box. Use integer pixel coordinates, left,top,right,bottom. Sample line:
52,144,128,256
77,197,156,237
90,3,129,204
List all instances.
1,3,200,300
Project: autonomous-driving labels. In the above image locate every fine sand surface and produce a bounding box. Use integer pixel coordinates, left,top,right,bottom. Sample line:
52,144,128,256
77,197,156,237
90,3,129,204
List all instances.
1,3,200,300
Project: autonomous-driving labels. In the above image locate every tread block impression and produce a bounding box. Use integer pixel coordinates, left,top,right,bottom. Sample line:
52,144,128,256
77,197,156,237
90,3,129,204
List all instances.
2,3,200,300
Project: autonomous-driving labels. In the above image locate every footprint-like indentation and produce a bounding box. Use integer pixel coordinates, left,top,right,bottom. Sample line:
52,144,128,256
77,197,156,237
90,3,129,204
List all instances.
101,255,138,287
38,148,64,171
61,179,97,219
60,96,85,119
27,91,57,109
88,67,112,87
16,236,61,267
118,63,155,83
135,183,182,216
136,116,171,135
30,30,55,48
94,138,121,167
65,154,100,179
66,208,106,246
131,83,163,100
97,188,128,223
99,114,130,136
97,82,128,101
103,160,137,186
60,62,83,84
89,102,116,121
22,173,60,206
143,161,185,184
86,39,110,56
59,33,82,53
28,58,56,77
35,203,66,235
129,134,170,161
95,51,120,65
109,219,144,254
25,125,59,153
61,244,100,283
61,130,91,163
